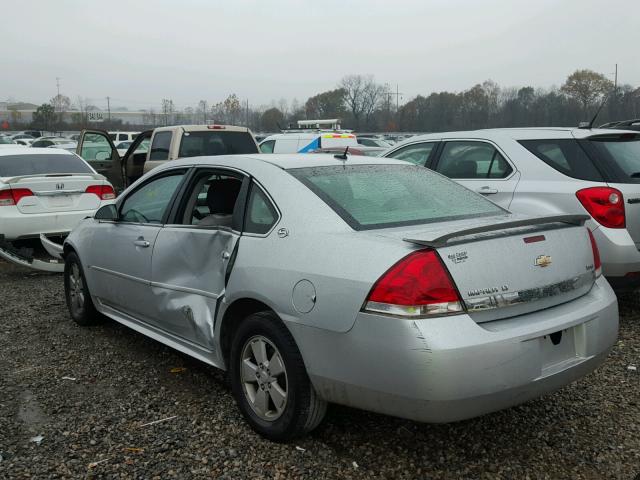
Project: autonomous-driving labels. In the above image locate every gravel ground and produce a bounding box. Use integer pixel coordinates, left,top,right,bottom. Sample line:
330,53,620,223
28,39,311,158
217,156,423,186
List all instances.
0,259,639,479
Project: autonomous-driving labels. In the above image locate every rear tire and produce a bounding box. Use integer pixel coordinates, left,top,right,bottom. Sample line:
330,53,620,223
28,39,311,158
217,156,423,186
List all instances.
64,252,102,326
229,311,326,441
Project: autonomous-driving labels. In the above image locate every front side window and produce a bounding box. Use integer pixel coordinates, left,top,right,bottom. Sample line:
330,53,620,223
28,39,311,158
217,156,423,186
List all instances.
149,131,172,161
387,142,436,166
120,172,185,224
519,139,603,181
244,183,278,234
437,141,512,179
290,164,505,231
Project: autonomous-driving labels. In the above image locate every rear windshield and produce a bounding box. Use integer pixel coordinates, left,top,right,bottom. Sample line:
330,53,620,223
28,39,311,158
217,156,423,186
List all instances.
290,164,505,230
587,134,640,183
178,131,258,158
518,139,604,181
0,154,93,177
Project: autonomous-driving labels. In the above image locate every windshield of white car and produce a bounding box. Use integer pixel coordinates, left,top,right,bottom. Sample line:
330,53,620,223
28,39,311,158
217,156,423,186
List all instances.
0,154,93,177
290,164,506,230
178,131,258,157
0,137,14,144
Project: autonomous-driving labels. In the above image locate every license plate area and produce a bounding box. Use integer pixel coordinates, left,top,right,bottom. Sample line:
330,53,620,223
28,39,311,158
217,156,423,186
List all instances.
540,327,578,376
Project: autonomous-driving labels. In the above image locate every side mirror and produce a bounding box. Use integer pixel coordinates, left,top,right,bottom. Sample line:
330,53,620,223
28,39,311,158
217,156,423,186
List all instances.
95,204,118,221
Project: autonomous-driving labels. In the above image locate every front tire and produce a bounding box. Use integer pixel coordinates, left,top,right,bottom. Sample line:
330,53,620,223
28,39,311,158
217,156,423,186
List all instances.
230,311,326,441
64,252,102,326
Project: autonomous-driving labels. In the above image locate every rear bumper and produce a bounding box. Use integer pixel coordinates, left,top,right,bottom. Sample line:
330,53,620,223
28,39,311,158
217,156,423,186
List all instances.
594,226,640,288
0,208,96,240
288,277,618,423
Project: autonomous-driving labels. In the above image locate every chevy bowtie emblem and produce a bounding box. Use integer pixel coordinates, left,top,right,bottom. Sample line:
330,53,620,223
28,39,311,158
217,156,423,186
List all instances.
55,183,65,190
535,255,552,268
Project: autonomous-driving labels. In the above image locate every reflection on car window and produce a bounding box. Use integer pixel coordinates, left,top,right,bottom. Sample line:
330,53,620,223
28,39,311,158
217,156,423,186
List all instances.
80,133,113,162
387,142,436,165
291,164,504,230
244,183,277,234
120,173,185,224
437,141,512,179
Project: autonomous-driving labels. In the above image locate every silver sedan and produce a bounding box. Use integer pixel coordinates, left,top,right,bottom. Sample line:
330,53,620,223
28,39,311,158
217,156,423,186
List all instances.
63,154,618,441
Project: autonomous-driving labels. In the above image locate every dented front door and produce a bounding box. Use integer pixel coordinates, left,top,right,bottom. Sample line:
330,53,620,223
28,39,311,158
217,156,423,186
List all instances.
149,227,239,349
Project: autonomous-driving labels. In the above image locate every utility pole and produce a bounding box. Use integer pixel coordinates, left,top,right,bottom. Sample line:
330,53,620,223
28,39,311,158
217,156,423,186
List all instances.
55,77,61,111
106,96,111,124
395,84,404,112
246,99,249,128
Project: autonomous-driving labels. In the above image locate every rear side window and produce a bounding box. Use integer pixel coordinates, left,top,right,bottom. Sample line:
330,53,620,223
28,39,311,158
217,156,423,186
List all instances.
587,134,640,183
0,154,93,176
149,132,172,160
244,183,278,234
437,141,512,179
290,164,505,230
178,131,259,158
519,139,603,181
260,140,275,153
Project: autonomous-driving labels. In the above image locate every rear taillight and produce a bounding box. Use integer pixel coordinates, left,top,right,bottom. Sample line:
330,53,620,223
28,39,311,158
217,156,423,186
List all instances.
0,188,34,206
207,125,226,129
363,249,464,317
85,184,116,200
576,187,625,228
587,229,602,278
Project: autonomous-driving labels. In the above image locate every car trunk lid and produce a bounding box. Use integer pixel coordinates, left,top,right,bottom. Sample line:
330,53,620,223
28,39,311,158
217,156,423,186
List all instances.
5,174,103,214
377,214,596,323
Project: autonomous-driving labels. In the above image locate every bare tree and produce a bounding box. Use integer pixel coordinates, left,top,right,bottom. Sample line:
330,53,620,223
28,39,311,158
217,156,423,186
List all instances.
339,74,384,128
161,98,175,125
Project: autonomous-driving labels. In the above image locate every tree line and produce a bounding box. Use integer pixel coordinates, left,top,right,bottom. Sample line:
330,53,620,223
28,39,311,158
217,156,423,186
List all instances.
12,69,640,133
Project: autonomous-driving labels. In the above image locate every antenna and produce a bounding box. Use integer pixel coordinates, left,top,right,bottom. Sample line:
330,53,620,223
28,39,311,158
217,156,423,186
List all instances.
579,91,612,129
334,146,349,160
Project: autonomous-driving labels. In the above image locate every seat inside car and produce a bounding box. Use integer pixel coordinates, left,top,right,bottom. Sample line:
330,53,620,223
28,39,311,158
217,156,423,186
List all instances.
198,178,242,228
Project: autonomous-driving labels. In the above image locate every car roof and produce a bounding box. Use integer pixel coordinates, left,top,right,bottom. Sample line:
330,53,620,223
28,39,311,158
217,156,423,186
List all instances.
153,124,251,133
164,153,409,171
0,146,75,156
393,127,639,144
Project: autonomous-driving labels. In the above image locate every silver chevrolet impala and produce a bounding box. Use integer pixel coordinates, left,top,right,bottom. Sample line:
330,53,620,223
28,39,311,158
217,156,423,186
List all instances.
63,154,618,441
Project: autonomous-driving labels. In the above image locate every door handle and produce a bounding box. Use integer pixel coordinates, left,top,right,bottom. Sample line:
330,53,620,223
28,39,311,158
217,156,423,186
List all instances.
134,238,150,248
477,187,498,195
221,251,230,260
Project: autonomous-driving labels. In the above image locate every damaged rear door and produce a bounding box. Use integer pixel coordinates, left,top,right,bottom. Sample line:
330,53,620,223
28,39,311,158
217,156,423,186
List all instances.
149,168,249,350
76,129,124,192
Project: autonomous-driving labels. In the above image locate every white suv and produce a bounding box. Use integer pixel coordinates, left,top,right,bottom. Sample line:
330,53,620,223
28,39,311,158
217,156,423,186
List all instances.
384,127,640,290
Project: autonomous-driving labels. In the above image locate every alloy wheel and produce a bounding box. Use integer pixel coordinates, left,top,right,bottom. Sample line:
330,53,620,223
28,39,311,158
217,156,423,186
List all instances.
240,335,288,421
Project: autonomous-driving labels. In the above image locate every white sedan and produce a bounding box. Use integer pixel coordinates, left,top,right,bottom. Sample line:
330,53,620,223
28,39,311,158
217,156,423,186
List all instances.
0,147,115,271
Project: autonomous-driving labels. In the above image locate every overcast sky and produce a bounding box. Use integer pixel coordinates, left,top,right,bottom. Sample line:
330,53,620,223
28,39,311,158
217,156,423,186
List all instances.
2,0,639,111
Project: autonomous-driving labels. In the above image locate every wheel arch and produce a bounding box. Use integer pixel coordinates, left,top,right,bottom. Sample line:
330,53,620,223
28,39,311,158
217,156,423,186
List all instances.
218,297,279,369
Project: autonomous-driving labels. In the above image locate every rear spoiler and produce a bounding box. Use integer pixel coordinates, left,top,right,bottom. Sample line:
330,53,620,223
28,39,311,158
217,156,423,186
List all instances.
4,172,106,184
404,214,590,249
